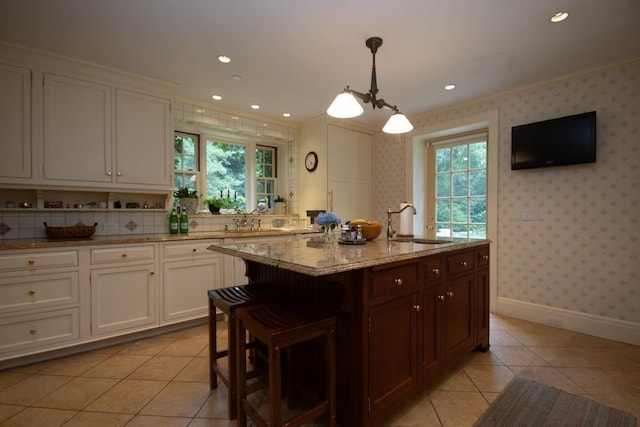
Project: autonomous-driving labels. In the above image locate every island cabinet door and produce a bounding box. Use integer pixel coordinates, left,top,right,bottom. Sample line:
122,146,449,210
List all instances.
443,273,475,364
368,293,418,420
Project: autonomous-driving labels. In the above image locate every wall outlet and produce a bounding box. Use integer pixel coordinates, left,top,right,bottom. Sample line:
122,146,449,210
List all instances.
546,317,563,327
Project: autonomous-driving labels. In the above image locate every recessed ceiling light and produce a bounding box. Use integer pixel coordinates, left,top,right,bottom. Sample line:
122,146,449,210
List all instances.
444,84,456,91
218,55,231,63
231,116,239,120
282,113,291,118
211,95,222,101
251,104,260,110
232,74,242,81
550,12,568,23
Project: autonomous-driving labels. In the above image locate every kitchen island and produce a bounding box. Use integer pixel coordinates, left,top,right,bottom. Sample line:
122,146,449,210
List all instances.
207,237,490,427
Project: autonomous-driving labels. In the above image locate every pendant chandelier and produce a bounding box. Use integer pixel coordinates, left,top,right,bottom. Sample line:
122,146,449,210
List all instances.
327,37,414,134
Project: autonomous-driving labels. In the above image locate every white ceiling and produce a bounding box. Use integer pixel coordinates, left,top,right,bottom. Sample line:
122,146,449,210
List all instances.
1,0,639,129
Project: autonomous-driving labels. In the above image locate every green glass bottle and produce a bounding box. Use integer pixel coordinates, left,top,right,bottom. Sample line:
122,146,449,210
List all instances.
179,205,189,234
169,206,179,234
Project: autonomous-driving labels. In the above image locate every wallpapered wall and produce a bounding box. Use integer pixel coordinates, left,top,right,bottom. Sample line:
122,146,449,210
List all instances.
372,59,639,326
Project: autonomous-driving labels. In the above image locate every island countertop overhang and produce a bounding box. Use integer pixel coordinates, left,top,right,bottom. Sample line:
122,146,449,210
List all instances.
207,237,490,277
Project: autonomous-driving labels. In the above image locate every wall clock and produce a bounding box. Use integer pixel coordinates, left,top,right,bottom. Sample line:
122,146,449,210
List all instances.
305,151,318,172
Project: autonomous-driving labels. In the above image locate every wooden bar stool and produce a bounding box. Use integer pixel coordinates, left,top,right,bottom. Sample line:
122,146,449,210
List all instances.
208,284,273,420
235,302,337,427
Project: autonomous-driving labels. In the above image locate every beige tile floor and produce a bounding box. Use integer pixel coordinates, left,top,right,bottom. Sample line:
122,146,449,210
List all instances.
0,314,638,426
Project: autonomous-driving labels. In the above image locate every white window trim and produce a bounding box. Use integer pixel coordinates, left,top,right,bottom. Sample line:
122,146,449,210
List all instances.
407,109,498,313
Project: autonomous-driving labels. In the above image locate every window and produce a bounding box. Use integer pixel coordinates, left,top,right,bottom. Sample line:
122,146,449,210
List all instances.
428,133,487,239
174,132,199,192
205,140,246,208
256,145,277,208
173,131,280,211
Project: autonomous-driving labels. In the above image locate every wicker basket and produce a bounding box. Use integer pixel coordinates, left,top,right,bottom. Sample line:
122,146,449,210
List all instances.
44,222,97,239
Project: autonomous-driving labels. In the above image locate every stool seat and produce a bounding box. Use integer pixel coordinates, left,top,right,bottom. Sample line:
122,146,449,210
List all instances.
236,302,337,427
208,284,274,420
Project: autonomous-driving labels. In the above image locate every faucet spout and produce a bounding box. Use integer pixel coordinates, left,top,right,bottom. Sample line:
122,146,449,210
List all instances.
387,203,417,240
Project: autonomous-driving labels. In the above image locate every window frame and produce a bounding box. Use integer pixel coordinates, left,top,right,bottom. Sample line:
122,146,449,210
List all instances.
174,129,284,211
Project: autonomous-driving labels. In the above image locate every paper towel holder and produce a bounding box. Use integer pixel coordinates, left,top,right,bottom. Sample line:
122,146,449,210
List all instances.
387,203,417,240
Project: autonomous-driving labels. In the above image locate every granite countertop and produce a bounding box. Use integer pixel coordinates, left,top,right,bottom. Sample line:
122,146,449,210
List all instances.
0,228,319,250
207,237,490,276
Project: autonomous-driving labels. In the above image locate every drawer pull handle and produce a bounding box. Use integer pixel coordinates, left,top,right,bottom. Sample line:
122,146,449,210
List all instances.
482,255,489,260
413,305,421,312
460,261,468,267
150,271,155,276
437,295,445,301
432,268,440,275
122,253,127,258
446,291,454,298
28,290,36,296
29,328,37,335
107,171,112,176
193,248,197,252
393,278,403,286
28,259,35,265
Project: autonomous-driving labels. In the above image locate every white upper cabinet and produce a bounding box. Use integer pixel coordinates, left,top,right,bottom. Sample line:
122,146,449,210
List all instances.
115,89,172,187
327,125,372,221
0,44,174,192
43,73,112,183
0,62,32,181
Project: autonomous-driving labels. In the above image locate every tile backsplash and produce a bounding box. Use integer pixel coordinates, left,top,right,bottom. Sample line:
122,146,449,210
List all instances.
0,210,304,240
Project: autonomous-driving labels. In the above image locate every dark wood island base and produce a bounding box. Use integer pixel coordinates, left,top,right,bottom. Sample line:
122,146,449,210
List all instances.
209,239,490,426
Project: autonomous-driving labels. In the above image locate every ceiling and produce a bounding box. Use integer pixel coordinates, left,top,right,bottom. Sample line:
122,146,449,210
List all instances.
1,0,639,129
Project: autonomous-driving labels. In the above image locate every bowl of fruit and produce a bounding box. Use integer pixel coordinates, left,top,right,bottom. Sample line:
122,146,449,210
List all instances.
351,219,382,241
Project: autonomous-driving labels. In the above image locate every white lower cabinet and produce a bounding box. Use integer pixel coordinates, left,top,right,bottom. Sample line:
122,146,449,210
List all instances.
90,264,157,336
0,249,80,360
89,245,158,337
161,240,223,323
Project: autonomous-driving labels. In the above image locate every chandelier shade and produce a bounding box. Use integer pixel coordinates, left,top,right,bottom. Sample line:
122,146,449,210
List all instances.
326,89,364,118
383,112,414,134
327,37,413,134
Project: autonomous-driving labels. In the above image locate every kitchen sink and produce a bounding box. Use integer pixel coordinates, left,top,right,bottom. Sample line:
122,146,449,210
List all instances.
394,238,453,244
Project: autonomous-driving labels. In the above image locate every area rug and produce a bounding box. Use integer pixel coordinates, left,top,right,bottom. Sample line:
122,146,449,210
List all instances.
474,376,636,427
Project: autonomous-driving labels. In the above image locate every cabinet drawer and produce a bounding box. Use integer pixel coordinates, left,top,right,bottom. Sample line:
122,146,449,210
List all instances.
91,245,155,265
0,272,79,314
445,251,475,276
370,263,417,299
477,246,489,267
425,256,443,284
0,251,78,272
163,241,222,259
0,308,79,355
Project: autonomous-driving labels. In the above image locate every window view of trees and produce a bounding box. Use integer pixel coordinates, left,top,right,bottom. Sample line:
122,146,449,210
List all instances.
174,132,198,193
435,141,487,239
205,140,246,210
173,131,280,213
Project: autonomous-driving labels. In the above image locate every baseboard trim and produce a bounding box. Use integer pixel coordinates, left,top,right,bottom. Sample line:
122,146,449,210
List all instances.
495,297,640,346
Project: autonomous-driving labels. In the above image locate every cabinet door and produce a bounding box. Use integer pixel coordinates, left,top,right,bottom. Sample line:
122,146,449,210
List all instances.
43,73,112,183
163,257,223,322
422,284,443,382
476,267,490,351
90,264,157,336
327,125,372,220
0,62,31,180
115,89,172,186
369,293,418,418
223,254,248,287
443,274,474,364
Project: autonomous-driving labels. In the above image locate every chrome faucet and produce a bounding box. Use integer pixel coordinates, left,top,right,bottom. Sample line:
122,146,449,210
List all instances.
387,204,417,240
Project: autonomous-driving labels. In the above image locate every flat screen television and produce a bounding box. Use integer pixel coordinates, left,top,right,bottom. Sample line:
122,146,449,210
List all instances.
511,111,596,170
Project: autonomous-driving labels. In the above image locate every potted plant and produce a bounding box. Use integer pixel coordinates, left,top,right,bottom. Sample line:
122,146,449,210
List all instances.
274,195,287,214
205,196,224,214
174,187,200,214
